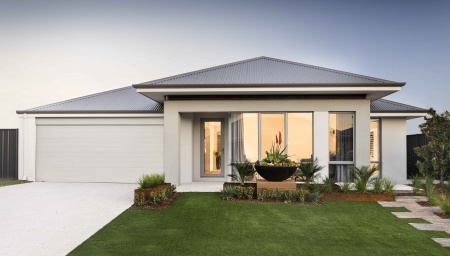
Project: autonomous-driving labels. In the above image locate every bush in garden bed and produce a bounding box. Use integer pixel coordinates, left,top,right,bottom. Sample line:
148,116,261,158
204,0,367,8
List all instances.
138,173,165,189
134,184,176,206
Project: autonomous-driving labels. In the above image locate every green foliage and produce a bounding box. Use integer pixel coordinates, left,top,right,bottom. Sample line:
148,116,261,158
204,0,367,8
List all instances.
381,178,396,194
221,186,236,201
138,173,165,189
259,132,296,167
414,108,450,185
257,188,270,201
426,184,439,205
310,186,322,204
437,194,450,215
296,188,309,203
373,178,383,194
340,182,352,194
322,176,336,194
229,160,255,185
411,175,423,195
283,190,295,202
425,175,435,192
443,178,450,193
134,193,145,206
271,188,282,202
352,165,378,193
297,158,324,183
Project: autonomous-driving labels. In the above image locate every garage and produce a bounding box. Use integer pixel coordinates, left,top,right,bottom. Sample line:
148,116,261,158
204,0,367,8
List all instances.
35,117,163,183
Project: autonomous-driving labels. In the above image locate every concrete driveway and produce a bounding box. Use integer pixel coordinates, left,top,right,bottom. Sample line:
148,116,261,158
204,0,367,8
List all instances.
0,182,136,256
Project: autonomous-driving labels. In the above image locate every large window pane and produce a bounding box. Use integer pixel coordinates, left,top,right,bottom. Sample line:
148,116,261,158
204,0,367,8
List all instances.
261,114,285,159
288,113,313,162
231,113,258,162
329,113,354,161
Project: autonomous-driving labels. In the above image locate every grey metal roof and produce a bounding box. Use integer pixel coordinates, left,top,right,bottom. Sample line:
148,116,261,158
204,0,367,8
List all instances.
134,56,402,88
370,99,427,113
17,86,163,114
18,85,425,114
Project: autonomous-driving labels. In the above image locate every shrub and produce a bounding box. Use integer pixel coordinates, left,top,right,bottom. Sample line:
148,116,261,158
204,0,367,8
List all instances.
229,160,255,185
258,188,270,201
340,182,352,194
443,177,450,193
271,188,282,202
283,190,295,202
373,178,383,194
234,186,245,199
352,165,378,193
425,175,435,192
426,184,439,205
244,187,254,200
381,178,396,194
297,158,324,183
411,175,423,195
221,186,236,201
138,173,165,189
310,187,321,204
438,194,450,215
322,177,336,194
296,188,309,203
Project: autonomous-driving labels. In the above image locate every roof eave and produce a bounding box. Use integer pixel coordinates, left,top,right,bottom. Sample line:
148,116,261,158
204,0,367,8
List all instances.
16,110,164,114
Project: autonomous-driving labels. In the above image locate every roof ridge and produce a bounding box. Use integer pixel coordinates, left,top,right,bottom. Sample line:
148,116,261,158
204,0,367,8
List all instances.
28,86,133,111
137,56,394,85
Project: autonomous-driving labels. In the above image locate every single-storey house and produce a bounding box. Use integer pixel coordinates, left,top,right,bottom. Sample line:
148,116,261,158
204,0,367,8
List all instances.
17,56,427,185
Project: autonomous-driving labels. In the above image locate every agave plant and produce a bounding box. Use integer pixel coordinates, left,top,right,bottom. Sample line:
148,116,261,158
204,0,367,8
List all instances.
297,158,324,183
351,165,379,193
229,160,255,185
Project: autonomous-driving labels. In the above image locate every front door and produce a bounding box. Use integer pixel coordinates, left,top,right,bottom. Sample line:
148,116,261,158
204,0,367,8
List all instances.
201,119,224,177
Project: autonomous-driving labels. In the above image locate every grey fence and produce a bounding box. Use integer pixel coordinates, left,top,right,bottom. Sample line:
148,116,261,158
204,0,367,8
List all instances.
0,129,18,179
406,134,428,178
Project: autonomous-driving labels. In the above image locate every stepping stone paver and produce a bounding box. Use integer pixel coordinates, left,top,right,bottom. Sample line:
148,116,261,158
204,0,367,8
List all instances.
378,196,450,248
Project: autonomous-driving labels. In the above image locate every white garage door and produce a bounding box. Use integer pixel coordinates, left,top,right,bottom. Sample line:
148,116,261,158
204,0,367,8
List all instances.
36,117,163,183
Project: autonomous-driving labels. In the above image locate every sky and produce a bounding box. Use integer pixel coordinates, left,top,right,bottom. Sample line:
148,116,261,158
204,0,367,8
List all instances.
1,0,449,134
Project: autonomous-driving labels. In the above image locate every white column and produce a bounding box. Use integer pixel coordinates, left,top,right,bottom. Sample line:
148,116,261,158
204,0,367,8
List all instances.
163,102,180,185
313,112,329,180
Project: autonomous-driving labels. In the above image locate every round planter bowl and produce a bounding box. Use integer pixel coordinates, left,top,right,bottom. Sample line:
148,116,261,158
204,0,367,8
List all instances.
254,165,297,182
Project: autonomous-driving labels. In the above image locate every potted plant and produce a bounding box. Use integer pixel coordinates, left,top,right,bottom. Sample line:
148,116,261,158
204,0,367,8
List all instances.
214,151,221,169
254,132,298,181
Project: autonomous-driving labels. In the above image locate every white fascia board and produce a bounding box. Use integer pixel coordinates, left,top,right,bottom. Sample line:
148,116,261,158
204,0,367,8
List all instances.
370,112,427,119
17,113,164,118
136,86,402,102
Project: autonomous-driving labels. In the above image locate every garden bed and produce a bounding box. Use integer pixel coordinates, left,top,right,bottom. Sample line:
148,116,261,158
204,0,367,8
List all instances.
321,192,395,202
131,192,181,210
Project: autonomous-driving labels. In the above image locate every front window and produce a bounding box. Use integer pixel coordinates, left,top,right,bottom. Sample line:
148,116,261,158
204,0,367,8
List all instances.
231,112,313,163
370,119,381,177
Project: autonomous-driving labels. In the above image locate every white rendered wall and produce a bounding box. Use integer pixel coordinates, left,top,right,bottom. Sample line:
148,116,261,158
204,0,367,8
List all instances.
381,118,407,183
163,99,371,186
180,113,194,184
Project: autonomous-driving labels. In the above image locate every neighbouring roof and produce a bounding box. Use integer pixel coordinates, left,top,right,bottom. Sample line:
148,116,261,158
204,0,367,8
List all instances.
17,85,425,115
134,56,403,88
370,99,427,113
16,86,163,114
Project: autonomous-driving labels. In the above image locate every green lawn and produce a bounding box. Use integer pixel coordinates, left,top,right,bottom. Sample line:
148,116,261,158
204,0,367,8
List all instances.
70,193,450,256
0,179,29,187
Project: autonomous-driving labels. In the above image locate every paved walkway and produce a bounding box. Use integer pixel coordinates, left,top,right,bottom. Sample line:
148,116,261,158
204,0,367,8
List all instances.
0,182,136,256
379,196,450,248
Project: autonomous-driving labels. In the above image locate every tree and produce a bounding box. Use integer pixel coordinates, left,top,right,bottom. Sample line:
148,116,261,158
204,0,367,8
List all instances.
414,108,450,185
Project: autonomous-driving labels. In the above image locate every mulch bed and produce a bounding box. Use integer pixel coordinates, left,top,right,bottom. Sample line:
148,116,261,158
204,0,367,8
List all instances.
416,201,435,207
434,212,450,219
131,192,181,210
321,192,395,202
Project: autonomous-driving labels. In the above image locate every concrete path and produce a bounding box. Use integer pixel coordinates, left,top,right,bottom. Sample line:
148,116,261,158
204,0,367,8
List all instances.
0,182,136,256
379,196,450,248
